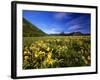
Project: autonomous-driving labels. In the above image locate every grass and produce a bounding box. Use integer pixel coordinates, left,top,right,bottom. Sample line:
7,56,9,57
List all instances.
23,36,91,69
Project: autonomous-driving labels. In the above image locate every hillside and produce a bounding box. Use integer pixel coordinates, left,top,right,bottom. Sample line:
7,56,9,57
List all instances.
23,18,47,37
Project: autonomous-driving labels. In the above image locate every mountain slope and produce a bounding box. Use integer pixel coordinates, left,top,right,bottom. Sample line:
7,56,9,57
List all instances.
23,18,47,37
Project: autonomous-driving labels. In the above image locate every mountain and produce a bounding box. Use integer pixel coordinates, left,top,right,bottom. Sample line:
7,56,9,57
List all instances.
68,32,84,36
23,18,47,37
50,32,90,36
68,32,90,36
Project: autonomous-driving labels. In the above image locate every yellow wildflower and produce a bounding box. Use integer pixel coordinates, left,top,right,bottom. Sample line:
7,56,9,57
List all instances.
47,47,50,51
24,56,29,61
47,52,52,59
84,59,88,64
82,56,85,60
88,56,91,60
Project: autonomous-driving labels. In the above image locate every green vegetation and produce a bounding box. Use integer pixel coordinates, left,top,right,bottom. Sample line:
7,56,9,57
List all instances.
23,36,91,69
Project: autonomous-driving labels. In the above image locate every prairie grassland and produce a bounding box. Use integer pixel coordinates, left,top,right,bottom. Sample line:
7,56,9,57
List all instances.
23,36,91,69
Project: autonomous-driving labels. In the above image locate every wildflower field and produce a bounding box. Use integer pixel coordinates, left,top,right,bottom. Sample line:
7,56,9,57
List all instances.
23,36,91,69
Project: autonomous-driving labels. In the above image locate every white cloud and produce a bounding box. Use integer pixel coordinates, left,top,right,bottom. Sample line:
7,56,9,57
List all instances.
68,25,81,30
65,16,85,27
54,13,66,19
43,28,60,34
65,16,87,32
54,12,71,20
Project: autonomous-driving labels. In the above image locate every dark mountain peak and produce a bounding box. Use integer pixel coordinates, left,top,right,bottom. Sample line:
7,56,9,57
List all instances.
70,31,83,35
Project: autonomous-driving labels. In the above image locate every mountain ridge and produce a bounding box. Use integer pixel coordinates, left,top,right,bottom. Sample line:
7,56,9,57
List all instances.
50,31,90,36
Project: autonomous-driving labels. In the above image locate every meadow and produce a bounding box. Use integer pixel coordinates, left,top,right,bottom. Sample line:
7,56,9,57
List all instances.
23,36,91,69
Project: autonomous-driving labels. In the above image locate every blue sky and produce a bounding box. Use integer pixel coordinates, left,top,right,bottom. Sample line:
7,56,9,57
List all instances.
23,10,91,34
